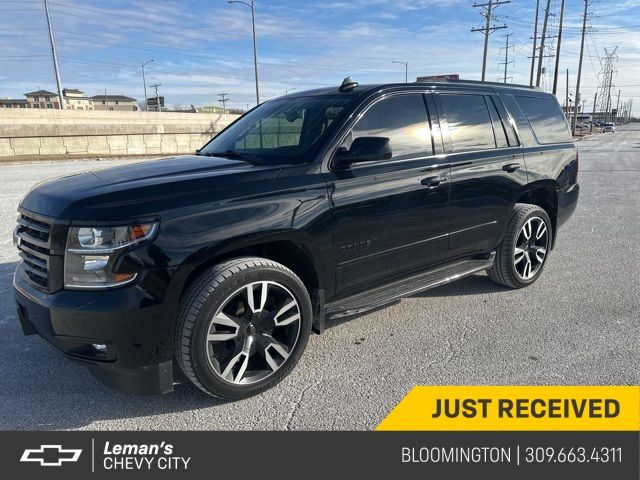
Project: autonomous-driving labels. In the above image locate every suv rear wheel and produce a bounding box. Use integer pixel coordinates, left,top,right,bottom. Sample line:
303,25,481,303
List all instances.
175,257,312,399
487,203,552,289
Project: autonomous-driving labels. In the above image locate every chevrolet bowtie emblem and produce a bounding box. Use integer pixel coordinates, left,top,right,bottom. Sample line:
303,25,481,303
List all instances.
20,445,82,467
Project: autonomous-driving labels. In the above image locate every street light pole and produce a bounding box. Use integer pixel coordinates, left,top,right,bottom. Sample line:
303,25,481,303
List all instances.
228,0,260,106
392,60,408,83
43,0,65,109
141,59,153,111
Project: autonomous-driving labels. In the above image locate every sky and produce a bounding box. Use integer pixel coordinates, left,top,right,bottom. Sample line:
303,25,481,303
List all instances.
0,0,639,113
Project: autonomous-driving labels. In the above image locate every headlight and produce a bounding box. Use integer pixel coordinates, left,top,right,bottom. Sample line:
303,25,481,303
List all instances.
64,222,158,289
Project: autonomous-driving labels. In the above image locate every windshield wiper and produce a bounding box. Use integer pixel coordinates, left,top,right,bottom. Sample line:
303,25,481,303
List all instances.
197,149,261,165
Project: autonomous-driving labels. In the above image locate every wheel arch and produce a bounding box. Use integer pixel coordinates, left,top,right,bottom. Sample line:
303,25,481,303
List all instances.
517,182,559,249
173,232,326,310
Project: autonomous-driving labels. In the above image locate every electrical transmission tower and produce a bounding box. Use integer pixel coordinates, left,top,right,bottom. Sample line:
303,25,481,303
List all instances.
218,93,229,113
471,0,510,81
595,47,618,122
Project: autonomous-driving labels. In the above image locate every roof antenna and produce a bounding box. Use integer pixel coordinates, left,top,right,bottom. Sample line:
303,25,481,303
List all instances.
339,76,359,92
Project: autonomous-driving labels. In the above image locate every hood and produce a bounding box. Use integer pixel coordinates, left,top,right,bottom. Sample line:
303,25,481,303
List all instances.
19,155,280,220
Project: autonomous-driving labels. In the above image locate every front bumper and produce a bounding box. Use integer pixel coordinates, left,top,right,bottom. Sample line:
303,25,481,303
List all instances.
13,268,174,394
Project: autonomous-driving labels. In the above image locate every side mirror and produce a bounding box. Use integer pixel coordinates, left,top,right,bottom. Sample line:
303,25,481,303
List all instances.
334,136,392,169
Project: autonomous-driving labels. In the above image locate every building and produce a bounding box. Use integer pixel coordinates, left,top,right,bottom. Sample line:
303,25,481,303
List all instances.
63,88,94,110
1,89,138,111
0,98,28,108
91,95,138,111
24,90,61,109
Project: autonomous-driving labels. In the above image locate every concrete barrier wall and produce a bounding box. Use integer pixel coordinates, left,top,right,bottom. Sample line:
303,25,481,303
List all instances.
0,109,240,158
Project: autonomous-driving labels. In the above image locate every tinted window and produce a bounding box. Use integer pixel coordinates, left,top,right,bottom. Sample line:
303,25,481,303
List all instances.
201,96,350,165
515,96,572,144
344,94,432,159
439,94,496,152
498,94,537,146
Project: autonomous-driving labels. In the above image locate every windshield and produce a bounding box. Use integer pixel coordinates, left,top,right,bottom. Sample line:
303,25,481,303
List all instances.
200,95,351,165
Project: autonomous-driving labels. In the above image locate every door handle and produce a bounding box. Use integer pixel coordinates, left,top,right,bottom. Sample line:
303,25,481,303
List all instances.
502,163,521,173
421,175,446,188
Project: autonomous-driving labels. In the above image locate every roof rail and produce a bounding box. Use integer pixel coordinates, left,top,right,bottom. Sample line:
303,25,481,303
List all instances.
416,78,541,90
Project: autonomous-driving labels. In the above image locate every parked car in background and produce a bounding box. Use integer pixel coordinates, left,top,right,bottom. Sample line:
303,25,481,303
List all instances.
602,123,616,133
13,77,579,400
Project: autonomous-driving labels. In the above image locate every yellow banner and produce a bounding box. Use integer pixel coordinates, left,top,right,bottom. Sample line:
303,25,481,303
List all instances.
377,386,640,431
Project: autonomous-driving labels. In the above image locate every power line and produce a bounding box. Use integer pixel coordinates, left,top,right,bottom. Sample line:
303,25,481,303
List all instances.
47,29,408,75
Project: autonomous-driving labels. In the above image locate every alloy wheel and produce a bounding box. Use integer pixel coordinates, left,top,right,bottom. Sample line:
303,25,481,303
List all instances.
204,281,302,385
513,216,549,280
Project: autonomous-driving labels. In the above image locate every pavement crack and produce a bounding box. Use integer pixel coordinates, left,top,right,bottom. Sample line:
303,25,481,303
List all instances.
285,376,324,431
285,368,358,430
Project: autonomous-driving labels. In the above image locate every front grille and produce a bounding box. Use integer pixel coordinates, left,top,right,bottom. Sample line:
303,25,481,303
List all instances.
15,213,54,291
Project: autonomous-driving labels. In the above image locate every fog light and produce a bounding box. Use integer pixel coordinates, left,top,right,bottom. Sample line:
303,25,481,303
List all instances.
83,255,109,271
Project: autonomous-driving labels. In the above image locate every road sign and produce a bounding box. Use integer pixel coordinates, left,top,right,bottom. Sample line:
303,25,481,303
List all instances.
147,96,165,107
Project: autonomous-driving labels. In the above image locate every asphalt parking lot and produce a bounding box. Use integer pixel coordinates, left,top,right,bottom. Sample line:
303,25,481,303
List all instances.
0,126,638,431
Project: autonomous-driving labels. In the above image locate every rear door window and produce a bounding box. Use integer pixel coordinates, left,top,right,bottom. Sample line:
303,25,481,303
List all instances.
438,94,496,152
515,95,572,144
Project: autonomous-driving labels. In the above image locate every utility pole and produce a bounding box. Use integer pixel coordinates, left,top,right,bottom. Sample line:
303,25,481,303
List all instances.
471,0,510,82
150,83,161,112
499,33,514,83
218,92,229,113
565,68,569,119
590,92,597,132
529,0,540,86
552,0,565,95
535,0,552,87
43,0,64,109
572,0,589,135
615,89,621,122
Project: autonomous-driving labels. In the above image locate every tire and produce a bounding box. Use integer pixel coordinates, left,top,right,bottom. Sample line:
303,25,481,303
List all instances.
175,257,312,400
487,203,553,289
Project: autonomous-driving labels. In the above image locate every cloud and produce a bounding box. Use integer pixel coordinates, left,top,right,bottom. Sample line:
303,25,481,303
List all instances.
0,0,638,110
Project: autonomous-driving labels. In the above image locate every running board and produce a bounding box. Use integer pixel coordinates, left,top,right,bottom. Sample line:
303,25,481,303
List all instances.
326,253,495,320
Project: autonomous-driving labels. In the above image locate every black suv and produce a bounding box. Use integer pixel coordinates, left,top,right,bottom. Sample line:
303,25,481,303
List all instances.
13,78,579,399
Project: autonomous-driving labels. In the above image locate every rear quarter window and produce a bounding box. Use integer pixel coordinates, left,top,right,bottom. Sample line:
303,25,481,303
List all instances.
515,95,572,144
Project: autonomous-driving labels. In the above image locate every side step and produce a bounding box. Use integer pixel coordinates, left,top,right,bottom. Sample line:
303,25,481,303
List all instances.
326,253,495,320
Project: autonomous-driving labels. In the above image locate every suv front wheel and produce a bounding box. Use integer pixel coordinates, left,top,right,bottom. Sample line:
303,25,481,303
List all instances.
175,257,312,400
488,203,552,289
